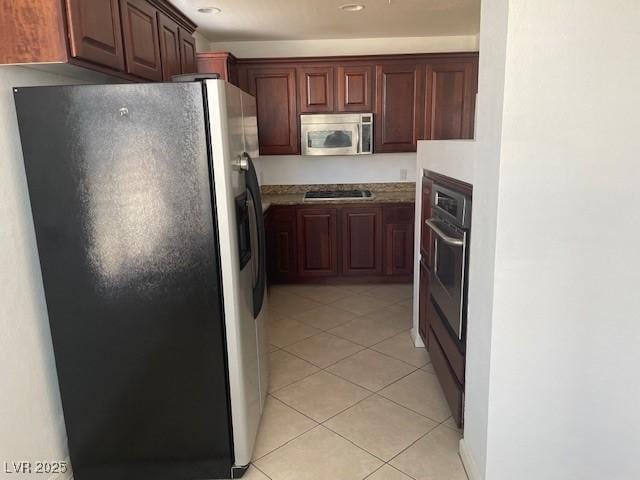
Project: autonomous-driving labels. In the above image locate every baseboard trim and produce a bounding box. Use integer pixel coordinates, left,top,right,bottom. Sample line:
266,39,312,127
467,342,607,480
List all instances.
459,439,481,480
411,328,426,348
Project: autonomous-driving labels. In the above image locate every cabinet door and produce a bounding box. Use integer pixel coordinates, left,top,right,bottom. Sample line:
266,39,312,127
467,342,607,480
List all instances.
419,261,430,344
342,207,383,275
424,62,476,140
385,223,414,275
66,0,125,71
375,63,423,152
247,67,298,155
179,28,197,74
296,208,338,277
120,0,162,80
266,207,298,283
384,205,415,276
298,66,334,113
157,13,180,80
336,65,373,112
420,176,433,265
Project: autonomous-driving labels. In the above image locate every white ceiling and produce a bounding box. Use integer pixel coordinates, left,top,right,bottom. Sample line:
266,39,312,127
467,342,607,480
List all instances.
170,0,481,42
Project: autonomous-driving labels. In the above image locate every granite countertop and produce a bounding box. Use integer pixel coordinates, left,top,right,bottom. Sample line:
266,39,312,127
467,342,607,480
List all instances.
261,183,415,208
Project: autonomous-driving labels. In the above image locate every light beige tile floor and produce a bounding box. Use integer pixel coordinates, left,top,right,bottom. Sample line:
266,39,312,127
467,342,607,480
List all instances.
248,283,468,480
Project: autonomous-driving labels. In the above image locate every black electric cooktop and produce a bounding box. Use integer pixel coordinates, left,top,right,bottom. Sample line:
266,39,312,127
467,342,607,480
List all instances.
304,190,373,201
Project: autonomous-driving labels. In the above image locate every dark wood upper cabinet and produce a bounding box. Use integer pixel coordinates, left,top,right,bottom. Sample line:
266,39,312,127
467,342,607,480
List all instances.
157,13,180,80
179,28,197,74
383,205,415,276
247,67,299,155
341,207,383,275
0,1,69,64
375,63,424,153
197,52,239,86
296,208,338,277
120,0,162,81
336,65,373,112
424,61,477,140
65,0,125,71
0,0,196,81
206,53,478,155
298,66,335,113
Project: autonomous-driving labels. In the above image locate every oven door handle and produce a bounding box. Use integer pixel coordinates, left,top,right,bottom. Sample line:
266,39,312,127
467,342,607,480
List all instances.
425,219,465,247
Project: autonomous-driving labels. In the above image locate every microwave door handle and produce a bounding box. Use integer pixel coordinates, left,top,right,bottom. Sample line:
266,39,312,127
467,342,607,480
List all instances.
425,219,465,247
355,124,361,153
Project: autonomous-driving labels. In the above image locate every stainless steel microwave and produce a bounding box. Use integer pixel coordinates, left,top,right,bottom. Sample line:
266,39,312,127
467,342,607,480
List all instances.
300,113,373,156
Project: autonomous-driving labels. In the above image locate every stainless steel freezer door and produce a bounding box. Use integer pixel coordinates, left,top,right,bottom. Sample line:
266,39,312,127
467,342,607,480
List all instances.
14,82,234,480
205,80,266,469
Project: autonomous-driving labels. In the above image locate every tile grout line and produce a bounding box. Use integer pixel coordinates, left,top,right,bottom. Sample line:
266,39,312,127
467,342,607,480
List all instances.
251,406,319,463
383,415,465,473
263,284,463,479
259,391,428,480
269,290,442,421
249,462,274,479
269,356,444,427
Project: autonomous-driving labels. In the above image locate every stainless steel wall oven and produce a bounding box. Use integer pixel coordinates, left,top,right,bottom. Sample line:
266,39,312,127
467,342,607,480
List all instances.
426,183,472,341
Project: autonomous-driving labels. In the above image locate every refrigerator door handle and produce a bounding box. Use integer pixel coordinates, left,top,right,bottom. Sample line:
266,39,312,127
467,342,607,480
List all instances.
244,153,267,318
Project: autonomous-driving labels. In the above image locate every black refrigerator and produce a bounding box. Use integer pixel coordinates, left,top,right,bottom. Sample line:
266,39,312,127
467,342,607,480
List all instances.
13,81,266,480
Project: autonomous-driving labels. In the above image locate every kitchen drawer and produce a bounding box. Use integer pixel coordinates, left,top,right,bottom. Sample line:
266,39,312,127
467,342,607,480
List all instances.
383,204,415,224
429,299,465,383
429,326,464,428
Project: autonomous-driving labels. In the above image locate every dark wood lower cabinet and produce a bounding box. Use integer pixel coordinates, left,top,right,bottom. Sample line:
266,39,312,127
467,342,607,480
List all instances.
296,207,339,277
266,203,414,283
385,224,413,275
384,204,415,276
266,206,297,283
342,207,383,275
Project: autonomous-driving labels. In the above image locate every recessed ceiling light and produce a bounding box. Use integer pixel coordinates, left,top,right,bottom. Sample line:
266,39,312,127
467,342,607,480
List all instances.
197,7,221,14
340,4,365,12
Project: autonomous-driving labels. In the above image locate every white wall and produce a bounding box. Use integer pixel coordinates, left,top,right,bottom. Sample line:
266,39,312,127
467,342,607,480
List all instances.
209,35,479,58
458,0,509,477
255,153,416,185
194,30,212,53
483,1,640,479
416,1,640,479
0,66,111,478
416,140,476,184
